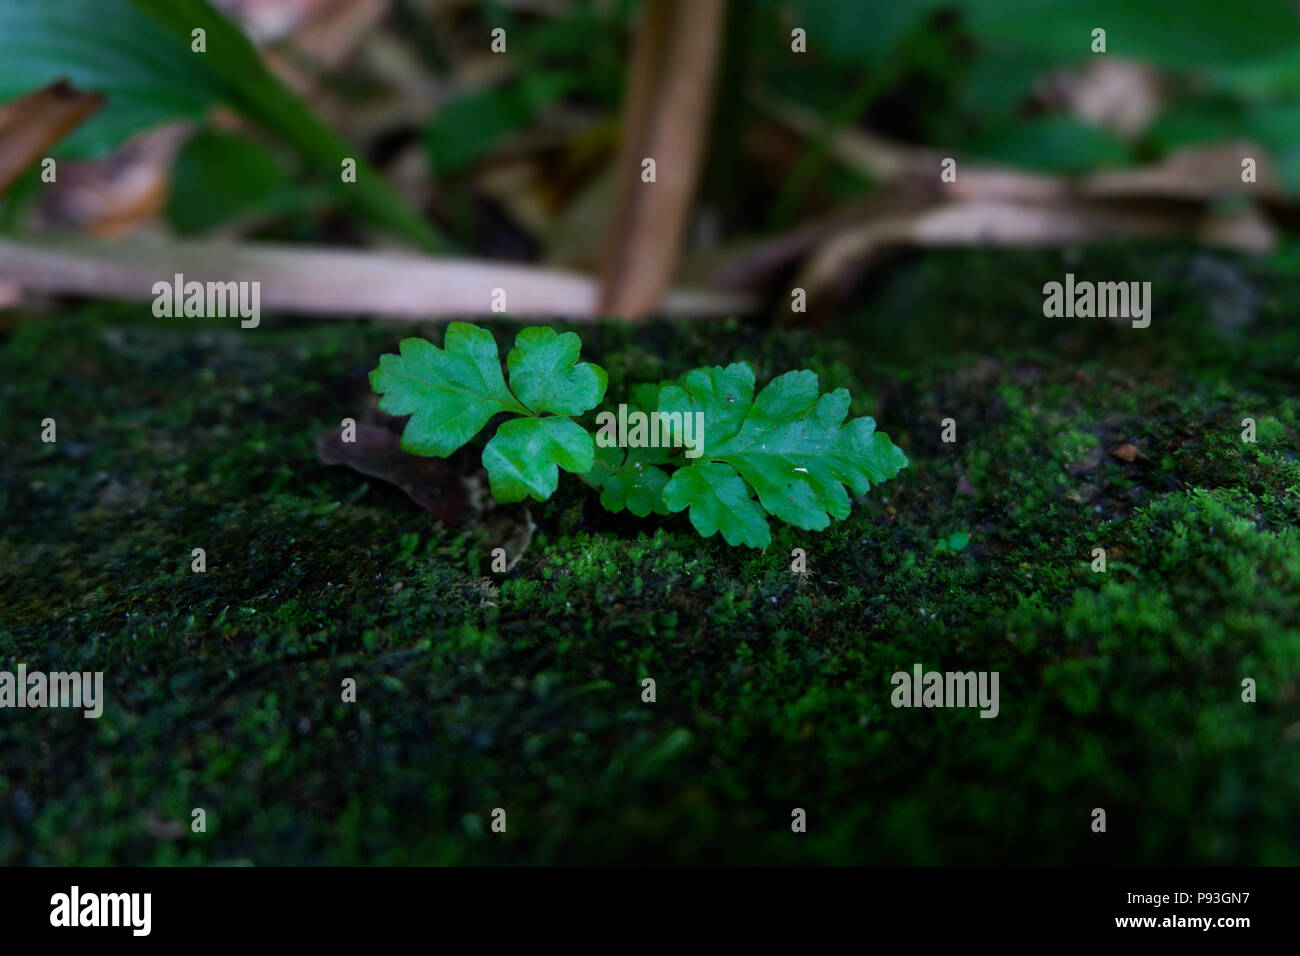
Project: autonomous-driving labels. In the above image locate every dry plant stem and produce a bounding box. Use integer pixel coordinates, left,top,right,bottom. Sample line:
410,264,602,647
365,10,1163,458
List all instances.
759,92,1282,204
0,236,754,319
723,91,1282,308
598,0,727,318
796,199,1276,303
0,80,105,195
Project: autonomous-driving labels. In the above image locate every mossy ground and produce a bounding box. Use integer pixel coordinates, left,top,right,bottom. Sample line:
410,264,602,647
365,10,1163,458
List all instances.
2,246,1298,864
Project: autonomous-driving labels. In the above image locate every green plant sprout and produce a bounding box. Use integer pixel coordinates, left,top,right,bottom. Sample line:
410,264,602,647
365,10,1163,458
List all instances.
371,323,908,548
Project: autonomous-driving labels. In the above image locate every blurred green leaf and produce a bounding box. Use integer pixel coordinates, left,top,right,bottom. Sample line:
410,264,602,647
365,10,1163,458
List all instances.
969,116,1129,173
525,6,627,107
959,0,1300,69
167,128,308,235
427,73,574,175
1147,101,1248,151
127,0,447,250
0,166,43,232
1244,103,1300,195
0,0,220,156
954,51,1046,123
0,0,446,250
792,0,945,65
1213,44,1300,100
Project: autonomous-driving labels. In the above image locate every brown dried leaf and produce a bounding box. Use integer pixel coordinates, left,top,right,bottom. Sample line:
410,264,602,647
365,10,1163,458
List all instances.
1106,441,1154,466
0,80,105,196
34,124,191,237
316,423,467,525
1107,441,1138,462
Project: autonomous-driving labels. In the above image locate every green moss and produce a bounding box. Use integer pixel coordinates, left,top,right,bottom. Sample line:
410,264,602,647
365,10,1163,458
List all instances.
2,246,1298,864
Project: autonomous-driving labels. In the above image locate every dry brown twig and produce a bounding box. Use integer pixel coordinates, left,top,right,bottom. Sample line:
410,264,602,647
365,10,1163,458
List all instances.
597,0,728,318
0,235,754,319
722,92,1284,313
